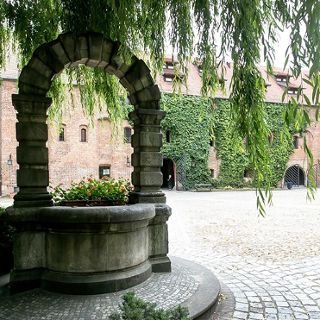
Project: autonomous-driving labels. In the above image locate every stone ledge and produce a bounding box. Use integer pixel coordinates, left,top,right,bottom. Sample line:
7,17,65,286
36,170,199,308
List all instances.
6,203,156,224
41,260,152,295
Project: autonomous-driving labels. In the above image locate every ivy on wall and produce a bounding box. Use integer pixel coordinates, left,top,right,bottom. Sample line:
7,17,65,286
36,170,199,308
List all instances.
161,95,294,189
212,99,248,188
161,94,214,189
265,103,295,187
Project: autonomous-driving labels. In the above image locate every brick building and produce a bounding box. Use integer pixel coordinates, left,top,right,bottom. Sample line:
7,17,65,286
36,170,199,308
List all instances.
0,55,318,195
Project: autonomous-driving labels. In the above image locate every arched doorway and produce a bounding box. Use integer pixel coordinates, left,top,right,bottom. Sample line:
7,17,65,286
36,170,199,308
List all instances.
284,165,305,187
161,158,175,189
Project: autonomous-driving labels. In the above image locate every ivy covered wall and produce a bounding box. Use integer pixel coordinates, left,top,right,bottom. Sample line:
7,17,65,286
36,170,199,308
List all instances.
161,94,294,189
161,94,214,189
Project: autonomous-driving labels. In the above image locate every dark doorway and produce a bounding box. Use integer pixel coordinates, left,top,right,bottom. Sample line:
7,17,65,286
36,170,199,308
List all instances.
284,165,305,186
161,158,175,189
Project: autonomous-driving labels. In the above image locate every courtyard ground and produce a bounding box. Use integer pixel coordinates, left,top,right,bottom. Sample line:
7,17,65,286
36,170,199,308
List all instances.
1,189,320,320
167,189,320,320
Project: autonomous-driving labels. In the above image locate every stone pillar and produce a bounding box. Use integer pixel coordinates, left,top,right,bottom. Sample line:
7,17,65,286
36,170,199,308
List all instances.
149,204,172,272
12,94,53,207
129,108,166,204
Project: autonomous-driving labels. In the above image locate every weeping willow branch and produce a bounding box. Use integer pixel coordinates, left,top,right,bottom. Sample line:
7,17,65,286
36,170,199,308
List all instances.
0,0,319,214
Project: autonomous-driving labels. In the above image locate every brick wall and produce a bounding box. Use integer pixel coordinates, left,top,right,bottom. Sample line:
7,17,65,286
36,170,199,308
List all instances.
0,81,133,195
47,88,134,188
0,80,18,195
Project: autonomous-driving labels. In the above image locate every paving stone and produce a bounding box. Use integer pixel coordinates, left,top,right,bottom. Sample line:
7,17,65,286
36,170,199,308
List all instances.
0,261,200,319
233,311,248,319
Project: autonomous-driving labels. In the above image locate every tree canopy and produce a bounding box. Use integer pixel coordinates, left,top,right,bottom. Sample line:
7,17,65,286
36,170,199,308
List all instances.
0,0,319,213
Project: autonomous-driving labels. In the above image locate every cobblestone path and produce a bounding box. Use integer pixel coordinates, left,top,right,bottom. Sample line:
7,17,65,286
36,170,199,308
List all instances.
167,189,320,320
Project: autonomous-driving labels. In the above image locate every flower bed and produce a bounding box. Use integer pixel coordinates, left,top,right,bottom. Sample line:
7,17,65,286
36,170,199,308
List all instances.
51,177,133,206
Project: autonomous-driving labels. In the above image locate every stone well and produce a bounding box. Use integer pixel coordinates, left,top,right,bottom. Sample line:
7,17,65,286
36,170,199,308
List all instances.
5,32,221,317
7,31,170,294
7,204,171,294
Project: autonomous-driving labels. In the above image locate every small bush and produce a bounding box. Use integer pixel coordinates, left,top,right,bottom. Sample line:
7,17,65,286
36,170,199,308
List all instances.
51,177,133,205
109,292,190,320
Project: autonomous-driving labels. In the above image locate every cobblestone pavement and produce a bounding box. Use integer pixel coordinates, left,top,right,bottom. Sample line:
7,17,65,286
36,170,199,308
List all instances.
2,190,320,320
0,258,200,319
167,189,320,320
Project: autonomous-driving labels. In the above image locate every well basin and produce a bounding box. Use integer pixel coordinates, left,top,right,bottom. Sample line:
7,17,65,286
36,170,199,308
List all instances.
6,203,171,294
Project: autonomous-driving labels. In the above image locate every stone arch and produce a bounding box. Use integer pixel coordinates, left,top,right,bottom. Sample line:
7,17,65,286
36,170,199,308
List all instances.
12,31,165,207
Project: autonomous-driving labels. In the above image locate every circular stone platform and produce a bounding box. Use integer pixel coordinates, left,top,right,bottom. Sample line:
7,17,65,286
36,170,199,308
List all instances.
0,257,220,319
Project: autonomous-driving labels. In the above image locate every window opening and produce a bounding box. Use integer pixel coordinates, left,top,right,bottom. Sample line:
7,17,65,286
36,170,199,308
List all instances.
99,166,111,179
166,130,171,143
81,128,87,142
59,126,65,142
124,127,132,143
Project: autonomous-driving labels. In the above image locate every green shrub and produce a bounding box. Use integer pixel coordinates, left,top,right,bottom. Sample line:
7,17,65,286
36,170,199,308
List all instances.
161,94,293,189
51,177,133,205
109,292,189,320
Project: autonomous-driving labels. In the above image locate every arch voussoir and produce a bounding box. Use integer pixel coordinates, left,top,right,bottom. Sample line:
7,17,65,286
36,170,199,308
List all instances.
105,52,133,78
122,59,154,93
33,43,65,75
74,34,89,65
19,66,52,94
28,56,55,79
49,39,72,68
100,39,118,68
128,85,161,105
87,32,104,67
58,33,77,62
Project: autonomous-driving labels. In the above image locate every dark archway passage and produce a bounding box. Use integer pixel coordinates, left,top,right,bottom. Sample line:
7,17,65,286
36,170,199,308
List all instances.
161,158,175,189
284,165,305,186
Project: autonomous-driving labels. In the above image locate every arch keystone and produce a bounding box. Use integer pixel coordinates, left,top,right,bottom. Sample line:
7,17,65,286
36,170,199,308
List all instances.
87,32,104,67
58,33,77,62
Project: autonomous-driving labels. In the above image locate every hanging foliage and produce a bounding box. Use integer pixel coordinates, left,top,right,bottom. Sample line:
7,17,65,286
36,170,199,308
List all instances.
0,0,319,214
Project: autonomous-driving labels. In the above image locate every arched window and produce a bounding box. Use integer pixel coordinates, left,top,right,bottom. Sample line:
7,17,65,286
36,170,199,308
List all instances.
124,127,132,143
59,125,65,142
80,127,87,142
